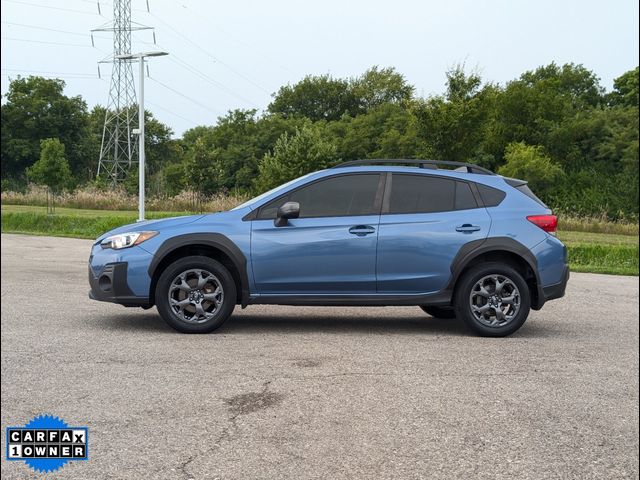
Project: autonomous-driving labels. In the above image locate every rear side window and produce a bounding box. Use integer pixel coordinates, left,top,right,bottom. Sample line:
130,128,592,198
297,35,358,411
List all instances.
515,184,547,207
387,174,478,214
476,183,506,207
454,181,478,210
257,174,380,219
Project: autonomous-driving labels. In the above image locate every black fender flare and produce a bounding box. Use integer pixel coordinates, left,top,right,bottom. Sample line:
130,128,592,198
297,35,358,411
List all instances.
148,233,250,307
445,237,544,308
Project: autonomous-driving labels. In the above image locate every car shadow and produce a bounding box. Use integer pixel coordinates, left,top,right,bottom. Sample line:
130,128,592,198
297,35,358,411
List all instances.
94,312,173,333
94,310,472,336
221,313,470,336
94,308,563,338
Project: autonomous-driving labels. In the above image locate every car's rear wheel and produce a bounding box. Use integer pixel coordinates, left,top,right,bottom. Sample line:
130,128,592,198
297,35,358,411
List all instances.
419,306,456,319
454,262,530,337
155,256,236,333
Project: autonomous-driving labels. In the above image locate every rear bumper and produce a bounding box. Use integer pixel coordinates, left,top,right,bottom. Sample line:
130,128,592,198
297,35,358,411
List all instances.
533,264,569,310
88,262,150,307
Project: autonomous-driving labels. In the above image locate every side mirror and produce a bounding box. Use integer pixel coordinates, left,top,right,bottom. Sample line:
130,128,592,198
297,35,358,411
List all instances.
274,201,300,227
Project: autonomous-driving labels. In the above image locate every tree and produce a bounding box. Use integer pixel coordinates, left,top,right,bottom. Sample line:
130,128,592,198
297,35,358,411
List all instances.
498,142,564,193
490,63,605,159
255,124,340,192
180,110,309,193
268,75,358,121
183,138,219,210
412,66,497,164
444,64,483,102
351,66,414,112
143,111,181,178
518,63,604,108
608,67,639,107
161,162,188,197
26,138,72,213
331,103,424,160
1,76,91,183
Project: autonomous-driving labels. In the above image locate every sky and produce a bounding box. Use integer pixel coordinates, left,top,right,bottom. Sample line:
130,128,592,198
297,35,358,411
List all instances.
1,0,638,136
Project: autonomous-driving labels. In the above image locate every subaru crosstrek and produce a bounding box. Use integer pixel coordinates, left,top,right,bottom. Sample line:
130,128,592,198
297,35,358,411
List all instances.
89,160,569,336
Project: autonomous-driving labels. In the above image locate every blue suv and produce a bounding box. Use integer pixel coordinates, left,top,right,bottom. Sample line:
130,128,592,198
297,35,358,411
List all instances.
89,160,569,336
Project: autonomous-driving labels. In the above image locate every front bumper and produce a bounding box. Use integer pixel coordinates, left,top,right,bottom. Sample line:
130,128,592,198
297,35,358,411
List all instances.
88,262,150,307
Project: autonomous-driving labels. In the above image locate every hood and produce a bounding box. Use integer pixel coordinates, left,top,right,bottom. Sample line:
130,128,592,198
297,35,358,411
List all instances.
95,214,206,243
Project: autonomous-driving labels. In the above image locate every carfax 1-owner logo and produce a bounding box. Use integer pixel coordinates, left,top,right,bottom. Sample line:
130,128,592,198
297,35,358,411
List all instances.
5,415,88,473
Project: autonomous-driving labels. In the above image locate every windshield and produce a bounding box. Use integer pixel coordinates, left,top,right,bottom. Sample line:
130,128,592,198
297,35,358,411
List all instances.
231,172,316,211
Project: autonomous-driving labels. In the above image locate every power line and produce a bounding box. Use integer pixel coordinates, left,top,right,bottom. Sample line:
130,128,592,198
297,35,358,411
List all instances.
2,36,91,47
149,11,272,95
72,0,112,5
176,2,296,77
148,76,223,118
1,0,101,16
146,100,198,127
1,71,104,81
1,67,97,77
2,36,108,53
168,56,259,107
1,21,110,39
133,34,260,107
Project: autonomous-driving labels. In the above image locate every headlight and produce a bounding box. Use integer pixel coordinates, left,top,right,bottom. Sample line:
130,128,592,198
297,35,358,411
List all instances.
100,231,158,250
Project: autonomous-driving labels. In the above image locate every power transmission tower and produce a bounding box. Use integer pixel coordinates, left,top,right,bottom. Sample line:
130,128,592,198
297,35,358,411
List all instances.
93,0,153,184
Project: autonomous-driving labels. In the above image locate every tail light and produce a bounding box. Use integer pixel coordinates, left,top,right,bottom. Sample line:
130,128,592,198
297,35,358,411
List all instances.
527,214,557,235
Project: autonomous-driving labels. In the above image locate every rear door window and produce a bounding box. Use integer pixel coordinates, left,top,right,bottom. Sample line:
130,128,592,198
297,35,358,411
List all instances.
454,181,478,210
387,174,478,214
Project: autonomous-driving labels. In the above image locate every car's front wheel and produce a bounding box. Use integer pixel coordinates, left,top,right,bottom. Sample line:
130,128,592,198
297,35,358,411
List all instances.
454,262,530,337
155,256,236,333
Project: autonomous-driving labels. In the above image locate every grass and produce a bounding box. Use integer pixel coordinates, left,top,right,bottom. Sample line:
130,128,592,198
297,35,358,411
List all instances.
0,204,187,239
2,212,140,239
1,186,247,212
557,230,638,246
1,204,186,218
558,216,638,236
1,205,638,276
556,230,638,276
563,244,638,275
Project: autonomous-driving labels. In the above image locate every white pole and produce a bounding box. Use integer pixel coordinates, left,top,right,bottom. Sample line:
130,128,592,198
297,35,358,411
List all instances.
138,55,145,222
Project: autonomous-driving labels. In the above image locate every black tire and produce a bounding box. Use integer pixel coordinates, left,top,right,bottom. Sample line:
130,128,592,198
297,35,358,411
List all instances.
155,256,236,333
454,262,530,337
420,306,456,319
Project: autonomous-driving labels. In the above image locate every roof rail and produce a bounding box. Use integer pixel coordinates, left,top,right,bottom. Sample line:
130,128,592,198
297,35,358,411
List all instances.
332,159,495,175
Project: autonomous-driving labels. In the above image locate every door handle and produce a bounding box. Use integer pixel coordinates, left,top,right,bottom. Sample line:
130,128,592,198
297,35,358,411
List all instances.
456,224,481,233
349,225,376,236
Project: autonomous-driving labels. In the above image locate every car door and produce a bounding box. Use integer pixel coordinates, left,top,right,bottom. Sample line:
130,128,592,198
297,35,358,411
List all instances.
376,173,491,294
251,173,384,295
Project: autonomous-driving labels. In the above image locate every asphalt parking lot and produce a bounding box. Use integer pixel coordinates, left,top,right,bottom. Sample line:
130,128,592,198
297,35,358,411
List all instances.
1,233,638,479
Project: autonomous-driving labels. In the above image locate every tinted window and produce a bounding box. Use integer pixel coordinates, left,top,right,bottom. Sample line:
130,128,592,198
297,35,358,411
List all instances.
258,198,284,219
388,175,456,214
257,174,380,219
516,184,547,207
455,182,478,210
476,184,506,207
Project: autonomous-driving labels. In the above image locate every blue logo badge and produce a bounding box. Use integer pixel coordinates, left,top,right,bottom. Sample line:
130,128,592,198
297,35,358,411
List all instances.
6,415,89,473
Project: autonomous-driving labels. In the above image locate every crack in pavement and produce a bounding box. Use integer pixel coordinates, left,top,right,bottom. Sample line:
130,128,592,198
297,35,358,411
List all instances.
178,380,281,480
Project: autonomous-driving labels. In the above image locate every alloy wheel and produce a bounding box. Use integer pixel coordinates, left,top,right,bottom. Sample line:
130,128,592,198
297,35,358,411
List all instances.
469,274,521,328
168,269,224,323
